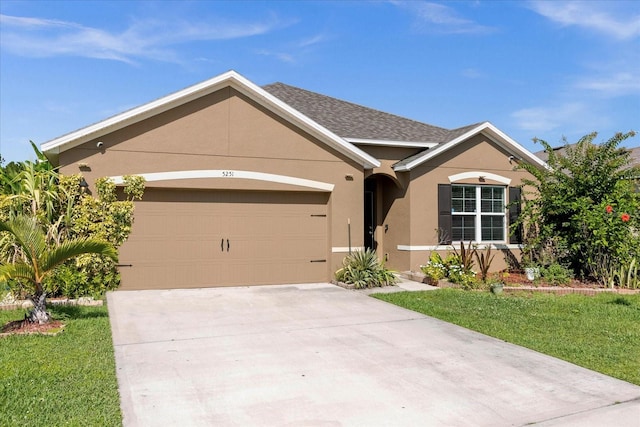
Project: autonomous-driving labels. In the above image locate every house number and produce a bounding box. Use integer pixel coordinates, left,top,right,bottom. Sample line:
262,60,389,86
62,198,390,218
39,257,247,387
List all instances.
222,171,234,177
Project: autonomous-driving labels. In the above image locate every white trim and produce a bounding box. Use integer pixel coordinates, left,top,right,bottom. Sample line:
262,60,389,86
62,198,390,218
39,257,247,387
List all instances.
332,246,365,253
41,71,380,169
393,121,547,172
398,244,523,251
109,170,335,192
448,171,511,185
345,138,438,148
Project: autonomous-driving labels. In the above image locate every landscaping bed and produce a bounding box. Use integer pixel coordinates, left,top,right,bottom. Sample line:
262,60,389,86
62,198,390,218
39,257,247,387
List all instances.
401,270,640,295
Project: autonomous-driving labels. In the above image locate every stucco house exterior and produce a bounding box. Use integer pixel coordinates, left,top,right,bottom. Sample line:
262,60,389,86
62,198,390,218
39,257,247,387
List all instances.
41,70,545,290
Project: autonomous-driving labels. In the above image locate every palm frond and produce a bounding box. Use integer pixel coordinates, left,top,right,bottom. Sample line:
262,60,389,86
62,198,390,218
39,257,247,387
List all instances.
40,238,117,273
0,263,35,284
1,214,118,286
0,216,46,263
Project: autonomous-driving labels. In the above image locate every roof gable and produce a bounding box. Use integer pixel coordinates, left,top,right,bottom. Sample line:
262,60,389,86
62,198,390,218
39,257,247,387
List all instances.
393,122,548,171
41,71,380,169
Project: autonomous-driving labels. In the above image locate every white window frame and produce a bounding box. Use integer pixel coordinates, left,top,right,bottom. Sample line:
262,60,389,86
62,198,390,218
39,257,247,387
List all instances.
451,185,507,244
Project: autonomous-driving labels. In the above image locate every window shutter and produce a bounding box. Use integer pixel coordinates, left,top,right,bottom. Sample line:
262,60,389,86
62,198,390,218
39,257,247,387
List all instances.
438,184,452,244
508,186,522,244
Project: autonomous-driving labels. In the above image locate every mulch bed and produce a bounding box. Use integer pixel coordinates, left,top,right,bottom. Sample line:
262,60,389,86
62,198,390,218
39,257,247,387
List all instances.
402,271,639,294
1,319,65,337
500,272,640,295
502,272,601,288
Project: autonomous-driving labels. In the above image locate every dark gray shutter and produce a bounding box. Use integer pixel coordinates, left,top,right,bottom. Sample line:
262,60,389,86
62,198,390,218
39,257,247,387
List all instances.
508,187,522,244
438,184,452,244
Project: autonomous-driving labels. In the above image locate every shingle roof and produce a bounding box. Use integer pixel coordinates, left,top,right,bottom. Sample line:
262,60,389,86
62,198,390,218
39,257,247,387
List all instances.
630,147,640,167
262,82,459,143
535,145,640,167
261,82,550,171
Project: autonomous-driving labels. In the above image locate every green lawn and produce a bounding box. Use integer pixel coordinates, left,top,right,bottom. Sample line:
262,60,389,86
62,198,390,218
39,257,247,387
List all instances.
0,305,122,427
373,289,640,386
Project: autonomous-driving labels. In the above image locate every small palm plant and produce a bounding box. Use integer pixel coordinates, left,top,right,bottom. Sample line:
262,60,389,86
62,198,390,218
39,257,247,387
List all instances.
0,215,117,324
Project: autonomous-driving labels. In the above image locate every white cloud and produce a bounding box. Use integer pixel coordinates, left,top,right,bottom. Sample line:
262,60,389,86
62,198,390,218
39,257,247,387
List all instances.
254,33,329,64
392,1,496,34
254,49,296,64
298,33,328,48
0,13,283,64
528,1,640,40
575,71,640,96
511,102,609,134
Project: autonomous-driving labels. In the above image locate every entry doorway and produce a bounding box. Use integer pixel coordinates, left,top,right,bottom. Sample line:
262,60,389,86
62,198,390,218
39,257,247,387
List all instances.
364,174,405,262
364,179,376,251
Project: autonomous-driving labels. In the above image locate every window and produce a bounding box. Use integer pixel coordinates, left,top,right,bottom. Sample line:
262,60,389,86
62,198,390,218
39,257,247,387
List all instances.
451,185,505,242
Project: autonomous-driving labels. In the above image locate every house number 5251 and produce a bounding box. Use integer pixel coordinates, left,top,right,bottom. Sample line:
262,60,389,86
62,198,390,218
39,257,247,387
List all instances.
221,171,234,177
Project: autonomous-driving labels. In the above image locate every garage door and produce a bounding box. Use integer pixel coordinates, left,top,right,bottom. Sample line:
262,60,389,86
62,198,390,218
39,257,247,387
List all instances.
118,189,329,290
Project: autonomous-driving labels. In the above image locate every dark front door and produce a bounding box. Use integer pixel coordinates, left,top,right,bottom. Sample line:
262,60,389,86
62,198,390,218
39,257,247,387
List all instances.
364,178,376,250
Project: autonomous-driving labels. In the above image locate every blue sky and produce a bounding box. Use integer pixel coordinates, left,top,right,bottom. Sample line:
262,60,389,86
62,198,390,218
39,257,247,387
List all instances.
1,0,639,163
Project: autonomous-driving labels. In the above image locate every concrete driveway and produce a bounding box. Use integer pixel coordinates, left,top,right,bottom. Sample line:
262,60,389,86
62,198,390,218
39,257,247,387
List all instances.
107,283,640,426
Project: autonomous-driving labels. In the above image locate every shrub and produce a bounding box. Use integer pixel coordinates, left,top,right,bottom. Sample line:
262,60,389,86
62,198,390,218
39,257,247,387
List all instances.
41,175,144,298
420,252,446,280
516,131,640,281
1,147,145,299
447,264,478,289
335,249,398,289
443,252,479,289
540,263,574,286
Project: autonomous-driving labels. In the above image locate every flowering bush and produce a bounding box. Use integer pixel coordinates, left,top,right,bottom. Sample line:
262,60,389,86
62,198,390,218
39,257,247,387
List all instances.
516,131,640,286
584,199,639,287
420,252,447,280
422,251,479,289
447,264,478,289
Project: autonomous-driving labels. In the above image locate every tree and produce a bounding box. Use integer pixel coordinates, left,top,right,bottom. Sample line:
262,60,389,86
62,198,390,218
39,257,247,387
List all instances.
0,215,117,324
516,131,640,283
1,141,59,223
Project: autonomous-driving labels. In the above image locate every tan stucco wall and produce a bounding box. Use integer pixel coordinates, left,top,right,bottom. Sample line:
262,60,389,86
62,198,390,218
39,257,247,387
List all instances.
56,85,537,282
375,174,411,271
59,87,365,280
395,135,531,273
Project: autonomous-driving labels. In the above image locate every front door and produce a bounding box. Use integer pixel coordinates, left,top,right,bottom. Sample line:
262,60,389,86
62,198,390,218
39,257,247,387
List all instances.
364,178,376,250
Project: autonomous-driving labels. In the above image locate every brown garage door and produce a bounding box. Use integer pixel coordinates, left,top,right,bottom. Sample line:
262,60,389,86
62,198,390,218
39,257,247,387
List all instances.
118,188,329,290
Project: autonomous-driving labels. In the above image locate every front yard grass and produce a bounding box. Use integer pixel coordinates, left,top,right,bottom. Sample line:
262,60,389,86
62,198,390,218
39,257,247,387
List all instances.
373,289,640,386
0,305,122,427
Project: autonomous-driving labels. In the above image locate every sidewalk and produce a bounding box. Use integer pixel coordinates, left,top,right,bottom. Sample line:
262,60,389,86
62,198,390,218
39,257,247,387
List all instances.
356,275,438,294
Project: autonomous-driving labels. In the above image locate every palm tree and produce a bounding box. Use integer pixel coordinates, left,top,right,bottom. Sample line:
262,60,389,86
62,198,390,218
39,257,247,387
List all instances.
0,215,117,324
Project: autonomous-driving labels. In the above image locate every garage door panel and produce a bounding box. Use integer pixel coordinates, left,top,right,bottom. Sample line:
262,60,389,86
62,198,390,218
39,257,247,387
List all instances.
119,189,328,289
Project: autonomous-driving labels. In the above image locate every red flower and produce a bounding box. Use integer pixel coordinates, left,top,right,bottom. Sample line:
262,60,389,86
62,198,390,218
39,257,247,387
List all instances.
606,205,613,213
621,213,630,222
